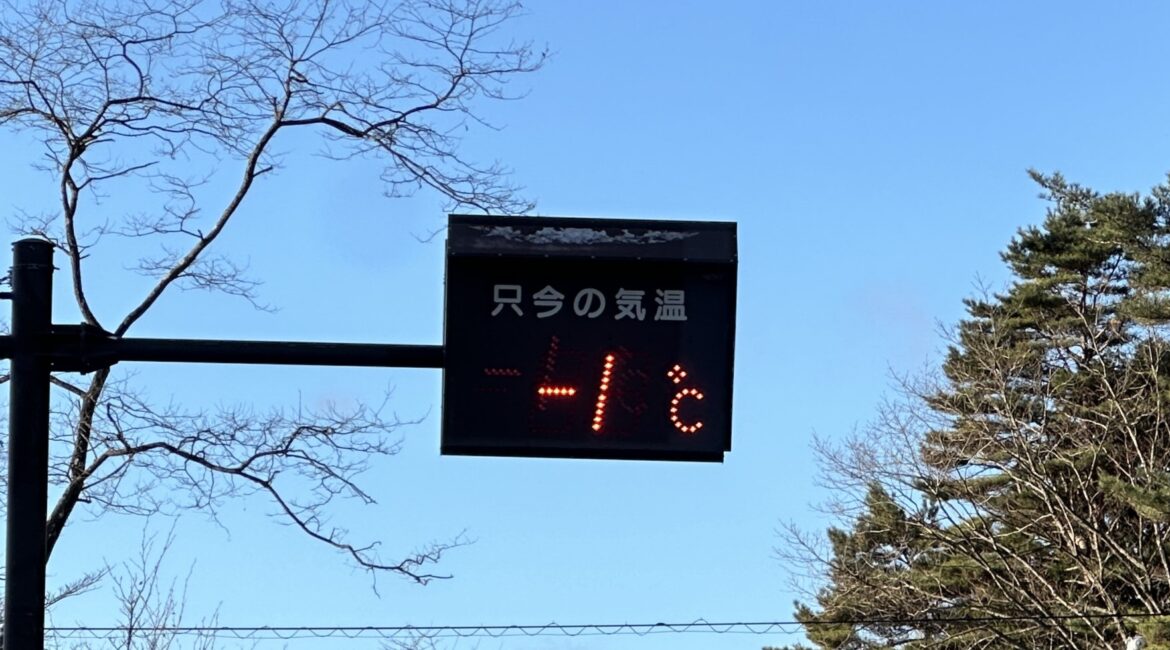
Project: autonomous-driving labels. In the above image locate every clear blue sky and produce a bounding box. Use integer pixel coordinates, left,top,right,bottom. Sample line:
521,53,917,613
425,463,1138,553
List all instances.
8,1,1170,649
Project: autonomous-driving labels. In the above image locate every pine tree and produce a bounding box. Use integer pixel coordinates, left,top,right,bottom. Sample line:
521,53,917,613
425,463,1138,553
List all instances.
775,172,1170,649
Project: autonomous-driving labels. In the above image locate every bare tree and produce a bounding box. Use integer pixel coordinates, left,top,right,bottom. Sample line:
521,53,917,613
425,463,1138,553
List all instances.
0,0,543,591
43,527,224,650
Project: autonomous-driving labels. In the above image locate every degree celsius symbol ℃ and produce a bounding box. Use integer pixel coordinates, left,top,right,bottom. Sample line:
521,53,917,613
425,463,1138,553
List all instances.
667,364,704,434
538,352,707,436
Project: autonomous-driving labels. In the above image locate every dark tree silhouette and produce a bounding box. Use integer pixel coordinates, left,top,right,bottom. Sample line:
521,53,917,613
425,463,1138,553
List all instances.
776,172,1170,649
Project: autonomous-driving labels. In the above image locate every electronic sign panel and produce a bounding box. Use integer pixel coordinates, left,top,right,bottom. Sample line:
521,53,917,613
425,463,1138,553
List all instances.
442,215,737,462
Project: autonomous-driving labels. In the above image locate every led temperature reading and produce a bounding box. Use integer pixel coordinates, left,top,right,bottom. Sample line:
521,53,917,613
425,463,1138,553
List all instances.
531,349,709,437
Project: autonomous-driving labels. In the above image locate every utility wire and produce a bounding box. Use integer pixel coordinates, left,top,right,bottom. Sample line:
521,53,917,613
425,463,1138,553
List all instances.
43,612,1170,641
48,622,790,641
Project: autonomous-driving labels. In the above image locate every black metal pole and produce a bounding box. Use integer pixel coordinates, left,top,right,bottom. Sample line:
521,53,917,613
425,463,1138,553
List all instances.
4,239,53,650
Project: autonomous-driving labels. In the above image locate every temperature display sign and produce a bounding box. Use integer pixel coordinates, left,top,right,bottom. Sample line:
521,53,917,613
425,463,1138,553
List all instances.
442,215,738,462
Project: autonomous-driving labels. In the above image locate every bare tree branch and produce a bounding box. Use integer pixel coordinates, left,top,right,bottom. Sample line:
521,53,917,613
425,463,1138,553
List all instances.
0,0,542,598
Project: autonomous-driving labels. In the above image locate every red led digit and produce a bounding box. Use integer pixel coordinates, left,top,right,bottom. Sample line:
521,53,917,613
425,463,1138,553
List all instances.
667,364,705,435
592,353,616,433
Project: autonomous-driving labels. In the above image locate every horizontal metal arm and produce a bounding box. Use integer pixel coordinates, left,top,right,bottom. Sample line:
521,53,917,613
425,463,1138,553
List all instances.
0,324,444,372
118,338,444,368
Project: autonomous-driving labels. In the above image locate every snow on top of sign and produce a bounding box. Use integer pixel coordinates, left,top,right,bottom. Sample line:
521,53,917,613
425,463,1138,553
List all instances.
478,226,695,245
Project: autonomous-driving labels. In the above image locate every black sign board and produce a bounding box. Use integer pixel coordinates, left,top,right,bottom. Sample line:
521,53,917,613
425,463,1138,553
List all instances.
442,215,737,461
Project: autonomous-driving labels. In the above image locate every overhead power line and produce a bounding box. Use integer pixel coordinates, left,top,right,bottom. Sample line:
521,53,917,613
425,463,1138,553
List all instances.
43,612,1170,642
51,621,788,642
